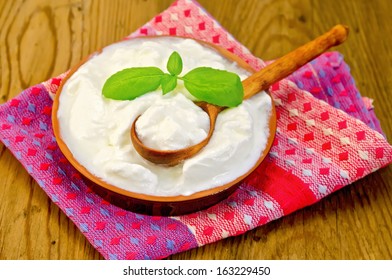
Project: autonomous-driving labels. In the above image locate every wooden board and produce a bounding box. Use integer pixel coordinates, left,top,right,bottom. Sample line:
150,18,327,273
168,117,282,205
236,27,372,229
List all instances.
0,0,391,259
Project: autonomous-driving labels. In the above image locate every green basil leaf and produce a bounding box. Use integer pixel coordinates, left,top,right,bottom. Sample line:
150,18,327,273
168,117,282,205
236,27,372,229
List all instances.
167,51,183,76
161,74,177,95
102,67,164,100
182,67,243,107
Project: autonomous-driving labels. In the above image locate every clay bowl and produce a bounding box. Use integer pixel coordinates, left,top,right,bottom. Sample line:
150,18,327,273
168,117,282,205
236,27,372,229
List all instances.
52,36,277,216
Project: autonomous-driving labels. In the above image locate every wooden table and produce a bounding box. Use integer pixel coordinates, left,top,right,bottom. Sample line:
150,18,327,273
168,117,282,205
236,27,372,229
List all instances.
1,0,391,260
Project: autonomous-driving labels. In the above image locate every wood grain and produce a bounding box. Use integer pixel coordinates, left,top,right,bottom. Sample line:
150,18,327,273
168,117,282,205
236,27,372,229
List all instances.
0,0,391,260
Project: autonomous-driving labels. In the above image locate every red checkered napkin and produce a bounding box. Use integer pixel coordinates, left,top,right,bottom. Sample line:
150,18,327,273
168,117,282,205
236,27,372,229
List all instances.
0,0,390,259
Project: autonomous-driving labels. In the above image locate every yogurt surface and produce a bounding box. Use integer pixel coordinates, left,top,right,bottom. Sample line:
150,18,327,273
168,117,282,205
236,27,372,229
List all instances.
57,37,272,196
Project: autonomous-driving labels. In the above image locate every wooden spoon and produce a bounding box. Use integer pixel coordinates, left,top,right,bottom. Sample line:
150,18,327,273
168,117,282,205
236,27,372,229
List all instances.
131,24,349,165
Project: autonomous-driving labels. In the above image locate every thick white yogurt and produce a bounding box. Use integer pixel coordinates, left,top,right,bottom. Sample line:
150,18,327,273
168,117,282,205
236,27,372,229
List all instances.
135,93,210,150
57,37,272,196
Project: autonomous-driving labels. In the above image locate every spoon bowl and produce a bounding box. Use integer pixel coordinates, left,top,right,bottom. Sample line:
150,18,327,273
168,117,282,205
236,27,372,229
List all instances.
131,101,224,166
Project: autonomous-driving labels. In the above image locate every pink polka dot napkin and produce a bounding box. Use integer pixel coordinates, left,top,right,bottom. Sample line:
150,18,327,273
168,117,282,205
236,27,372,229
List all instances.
0,0,391,259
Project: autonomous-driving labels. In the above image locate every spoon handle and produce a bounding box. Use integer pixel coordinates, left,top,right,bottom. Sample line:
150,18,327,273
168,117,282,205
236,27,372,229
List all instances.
242,24,349,99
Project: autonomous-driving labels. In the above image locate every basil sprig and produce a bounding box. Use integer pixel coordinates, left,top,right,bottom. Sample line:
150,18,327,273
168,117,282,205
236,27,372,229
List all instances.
102,51,244,107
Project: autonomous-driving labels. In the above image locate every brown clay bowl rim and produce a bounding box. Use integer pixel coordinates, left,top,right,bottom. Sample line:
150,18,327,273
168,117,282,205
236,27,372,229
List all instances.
52,35,277,203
